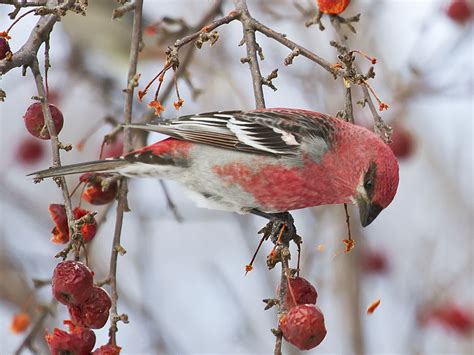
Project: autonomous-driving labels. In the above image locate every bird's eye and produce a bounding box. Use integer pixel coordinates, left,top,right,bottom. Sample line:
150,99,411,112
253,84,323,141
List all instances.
364,180,373,190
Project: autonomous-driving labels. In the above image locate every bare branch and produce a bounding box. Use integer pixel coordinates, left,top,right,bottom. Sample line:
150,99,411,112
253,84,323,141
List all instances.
108,0,144,346
112,1,135,19
235,0,266,108
361,85,392,143
254,19,337,77
173,10,240,50
30,58,76,250
0,0,76,75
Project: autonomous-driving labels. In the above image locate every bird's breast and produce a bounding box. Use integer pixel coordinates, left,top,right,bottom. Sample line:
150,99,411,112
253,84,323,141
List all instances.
211,157,352,211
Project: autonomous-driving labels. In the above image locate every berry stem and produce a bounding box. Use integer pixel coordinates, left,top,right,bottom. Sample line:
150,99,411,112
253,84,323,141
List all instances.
4,8,36,36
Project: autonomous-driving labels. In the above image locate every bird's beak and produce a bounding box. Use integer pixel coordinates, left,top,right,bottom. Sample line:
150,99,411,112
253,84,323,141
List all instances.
358,200,383,227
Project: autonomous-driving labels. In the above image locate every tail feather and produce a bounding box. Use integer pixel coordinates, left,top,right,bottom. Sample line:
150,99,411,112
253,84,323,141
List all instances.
28,159,128,179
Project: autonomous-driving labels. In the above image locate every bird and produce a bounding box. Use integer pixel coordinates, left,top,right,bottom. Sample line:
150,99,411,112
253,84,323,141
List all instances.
30,108,399,227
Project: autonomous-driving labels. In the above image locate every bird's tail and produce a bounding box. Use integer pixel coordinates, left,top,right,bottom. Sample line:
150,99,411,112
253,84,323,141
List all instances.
28,159,128,180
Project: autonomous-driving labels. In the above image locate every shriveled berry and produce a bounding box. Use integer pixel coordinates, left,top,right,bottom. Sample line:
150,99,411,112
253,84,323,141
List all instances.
0,38,11,60
317,0,350,14
446,0,473,23
279,304,327,350
68,287,111,329
389,123,415,159
80,173,118,205
48,204,97,244
285,277,318,309
52,261,94,305
74,207,97,242
93,344,122,354
15,137,45,164
46,320,96,355
10,312,30,334
49,204,69,244
23,102,64,140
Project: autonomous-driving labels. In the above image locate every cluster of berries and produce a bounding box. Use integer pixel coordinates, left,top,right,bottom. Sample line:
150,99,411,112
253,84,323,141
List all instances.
279,276,327,350
46,260,120,354
48,174,118,244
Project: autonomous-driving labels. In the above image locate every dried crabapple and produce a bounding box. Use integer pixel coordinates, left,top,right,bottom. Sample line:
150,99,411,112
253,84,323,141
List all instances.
318,0,350,14
93,344,122,355
279,304,327,350
68,286,112,329
285,277,318,309
46,320,96,355
80,173,119,205
52,260,94,305
0,38,11,60
23,102,64,140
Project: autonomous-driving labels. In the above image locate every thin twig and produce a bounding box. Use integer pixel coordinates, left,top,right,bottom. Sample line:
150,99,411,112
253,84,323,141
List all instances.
172,10,239,50
235,0,266,108
0,0,76,74
274,245,290,355
30,58,76,247
361,84,392,143
344,86,354,123
112,1,135,19
253,18,337,77
108,0,144,346
231,4,293,355
330,20,366,355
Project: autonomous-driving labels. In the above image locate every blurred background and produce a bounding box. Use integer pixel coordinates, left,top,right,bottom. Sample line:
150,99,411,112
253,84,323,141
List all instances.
0,0,472,353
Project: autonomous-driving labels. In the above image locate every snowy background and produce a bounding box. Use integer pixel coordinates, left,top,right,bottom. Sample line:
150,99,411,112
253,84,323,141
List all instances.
0,0,472,354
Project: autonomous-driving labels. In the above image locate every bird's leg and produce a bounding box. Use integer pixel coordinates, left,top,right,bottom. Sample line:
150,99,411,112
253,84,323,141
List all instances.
250,209,292,223
251,209,297,246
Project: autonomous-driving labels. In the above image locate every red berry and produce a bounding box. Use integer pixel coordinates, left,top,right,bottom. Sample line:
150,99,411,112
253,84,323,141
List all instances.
48,204,97,244
0,38,11,60
285,277,318,309
361,249,389,275
446,0,473,23
102,136,124,159
73,207,97,242
49,204,69,244
15,137,45,164
46,320,96,355
68,287,112,329
389,123,415,159
317,0,350,14
23,102,64,140
10,312,30,334
93,344,122,355
279,304,327,350
430,304,473,334
80,173,118,205
52,261,94,305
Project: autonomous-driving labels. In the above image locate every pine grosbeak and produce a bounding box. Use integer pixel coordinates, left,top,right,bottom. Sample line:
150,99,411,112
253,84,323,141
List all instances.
31,108,399,226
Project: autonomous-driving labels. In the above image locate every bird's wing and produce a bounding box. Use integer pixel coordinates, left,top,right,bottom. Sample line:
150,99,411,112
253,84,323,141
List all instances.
127,109,334,156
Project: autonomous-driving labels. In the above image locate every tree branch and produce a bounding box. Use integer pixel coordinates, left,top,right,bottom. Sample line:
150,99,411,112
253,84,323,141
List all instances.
30,58,76,252
254,19,337,77
172,9,240,50
108,0,143,346
235,0,265,108
0,0,76,74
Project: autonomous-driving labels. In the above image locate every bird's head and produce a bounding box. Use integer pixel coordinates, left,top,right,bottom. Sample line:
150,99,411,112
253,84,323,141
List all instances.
353,140,399,227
